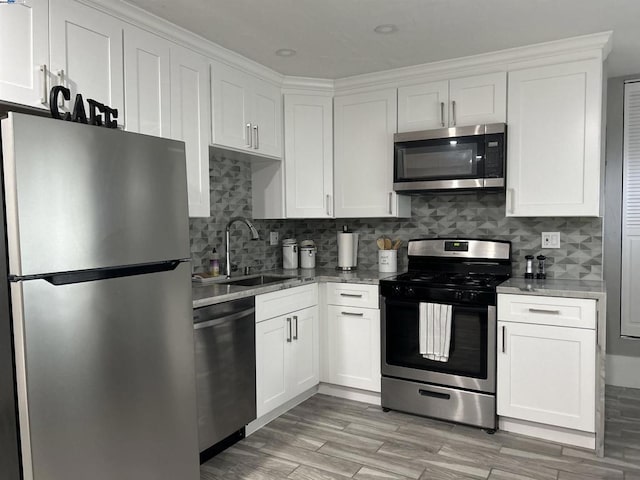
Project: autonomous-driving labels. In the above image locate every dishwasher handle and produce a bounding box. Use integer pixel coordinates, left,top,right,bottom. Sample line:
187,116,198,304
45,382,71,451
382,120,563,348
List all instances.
194,307,255,330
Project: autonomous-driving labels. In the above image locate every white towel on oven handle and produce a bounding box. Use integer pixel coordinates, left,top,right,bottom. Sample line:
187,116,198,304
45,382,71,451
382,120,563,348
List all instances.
419,302,452,362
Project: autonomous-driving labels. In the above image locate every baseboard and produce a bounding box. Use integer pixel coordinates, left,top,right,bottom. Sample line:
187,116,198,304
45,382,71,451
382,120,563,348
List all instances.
246,386,318,436
606,354,640,388
499,417,595,450
317,383,381,405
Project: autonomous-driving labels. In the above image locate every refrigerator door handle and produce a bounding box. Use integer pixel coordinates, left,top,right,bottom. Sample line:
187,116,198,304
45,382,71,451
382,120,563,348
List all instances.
16,261,184,286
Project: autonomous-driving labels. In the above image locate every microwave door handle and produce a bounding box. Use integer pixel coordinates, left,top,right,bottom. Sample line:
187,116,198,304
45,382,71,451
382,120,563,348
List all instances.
440,102,445,127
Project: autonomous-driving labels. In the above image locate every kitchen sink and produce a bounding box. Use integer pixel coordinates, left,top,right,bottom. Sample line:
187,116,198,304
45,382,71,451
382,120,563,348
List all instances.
222,275,296,287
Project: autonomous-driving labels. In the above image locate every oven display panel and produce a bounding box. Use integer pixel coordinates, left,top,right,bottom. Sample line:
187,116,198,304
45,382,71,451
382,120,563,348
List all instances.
444,241,468,252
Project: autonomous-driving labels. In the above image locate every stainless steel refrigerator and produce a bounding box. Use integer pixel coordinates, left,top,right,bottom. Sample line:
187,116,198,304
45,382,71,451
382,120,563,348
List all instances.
0,113,200,480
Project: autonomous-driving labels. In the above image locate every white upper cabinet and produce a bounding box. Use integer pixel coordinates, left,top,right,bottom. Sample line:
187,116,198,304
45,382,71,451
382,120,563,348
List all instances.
50,0,124,119
170,44,211,218
397,72,506,132
334,89,410,218
506,59,603,217
284,94,334,218
211,61,282,159
397,80,449,132
0,0,49,108
449,72,507,127
123,26,171,137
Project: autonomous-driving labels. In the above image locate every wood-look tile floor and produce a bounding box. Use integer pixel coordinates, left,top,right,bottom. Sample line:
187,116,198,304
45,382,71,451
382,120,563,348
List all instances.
201,386,640,479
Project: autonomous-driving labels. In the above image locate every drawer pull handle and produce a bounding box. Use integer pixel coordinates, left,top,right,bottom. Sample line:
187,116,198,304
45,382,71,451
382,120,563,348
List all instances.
528,308,561,315
341,311,364,317
340,293,363,298
502,325,506,353
419,389,450,400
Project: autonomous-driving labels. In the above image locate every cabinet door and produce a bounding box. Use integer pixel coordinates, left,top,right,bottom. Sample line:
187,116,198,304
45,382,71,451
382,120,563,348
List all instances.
334,89,409,218
253,79,282,158
0,0,48,108
397,80,449,132
50,0,124,118
123,26,171,137
506,60,602,217
255,316,289,418
290,306,320,397
327,305,381,392
497,321,596,432
449,72,506,127
211,61,252,151
284,94,333,218
170,45,210,218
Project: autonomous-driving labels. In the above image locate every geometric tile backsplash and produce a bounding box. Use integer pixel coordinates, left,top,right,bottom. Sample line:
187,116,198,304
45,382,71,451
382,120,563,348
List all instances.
190,153,603,280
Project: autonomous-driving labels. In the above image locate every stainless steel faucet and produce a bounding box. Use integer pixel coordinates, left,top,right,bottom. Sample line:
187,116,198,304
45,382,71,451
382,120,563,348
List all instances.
225,217,260,278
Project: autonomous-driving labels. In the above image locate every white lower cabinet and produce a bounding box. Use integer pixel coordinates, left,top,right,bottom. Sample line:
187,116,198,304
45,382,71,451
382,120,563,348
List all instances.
326,283,381,393
255,285,319,418
497,294,597,435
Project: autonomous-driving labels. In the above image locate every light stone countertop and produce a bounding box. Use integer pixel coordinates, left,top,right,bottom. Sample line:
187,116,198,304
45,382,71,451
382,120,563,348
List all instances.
192,267,401,308
497,277,606,301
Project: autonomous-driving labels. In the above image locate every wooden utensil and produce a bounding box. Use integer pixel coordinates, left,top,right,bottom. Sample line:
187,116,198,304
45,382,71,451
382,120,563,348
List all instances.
376,238,385,250
384,238,392,250
392,239,402,250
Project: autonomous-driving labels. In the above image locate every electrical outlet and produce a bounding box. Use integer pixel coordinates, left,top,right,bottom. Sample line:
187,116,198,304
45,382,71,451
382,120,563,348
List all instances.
541,232,561,249
269,231,279,246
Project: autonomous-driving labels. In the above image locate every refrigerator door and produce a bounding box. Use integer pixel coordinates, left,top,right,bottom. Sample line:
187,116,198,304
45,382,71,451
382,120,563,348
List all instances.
11,262,199,480
2,113,190,277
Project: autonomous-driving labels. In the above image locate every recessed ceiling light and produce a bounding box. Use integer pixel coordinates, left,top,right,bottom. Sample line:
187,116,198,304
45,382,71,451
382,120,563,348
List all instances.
275,48,297,57
374,24,398,34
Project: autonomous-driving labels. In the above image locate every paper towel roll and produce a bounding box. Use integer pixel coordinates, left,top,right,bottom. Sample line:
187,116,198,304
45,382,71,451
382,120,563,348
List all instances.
338,232,358,268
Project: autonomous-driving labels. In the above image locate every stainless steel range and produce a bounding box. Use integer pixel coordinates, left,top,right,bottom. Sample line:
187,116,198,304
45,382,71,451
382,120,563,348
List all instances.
379,238,512,431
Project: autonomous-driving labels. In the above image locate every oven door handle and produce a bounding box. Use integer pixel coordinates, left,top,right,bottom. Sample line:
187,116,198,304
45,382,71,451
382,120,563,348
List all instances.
418,389,451,400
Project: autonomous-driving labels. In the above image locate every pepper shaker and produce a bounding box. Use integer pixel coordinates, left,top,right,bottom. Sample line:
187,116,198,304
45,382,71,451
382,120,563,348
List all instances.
536,255,547,279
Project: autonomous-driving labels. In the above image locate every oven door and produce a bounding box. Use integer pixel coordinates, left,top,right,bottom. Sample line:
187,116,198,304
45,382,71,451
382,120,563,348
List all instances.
394,134,485,191
381,297,496,393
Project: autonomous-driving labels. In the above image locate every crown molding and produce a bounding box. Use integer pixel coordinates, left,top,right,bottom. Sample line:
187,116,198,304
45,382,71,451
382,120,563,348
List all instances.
281,76,335,95
333,31,613,93
79,0,285,86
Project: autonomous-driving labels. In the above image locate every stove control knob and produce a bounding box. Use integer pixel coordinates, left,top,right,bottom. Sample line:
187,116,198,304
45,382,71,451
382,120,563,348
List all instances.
393,285,403,296
405,287,416,297
455,291,463,300
468,292,478,301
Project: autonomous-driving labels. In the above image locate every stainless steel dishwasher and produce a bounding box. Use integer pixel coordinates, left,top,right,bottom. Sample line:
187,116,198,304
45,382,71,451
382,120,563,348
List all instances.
193,296,256,456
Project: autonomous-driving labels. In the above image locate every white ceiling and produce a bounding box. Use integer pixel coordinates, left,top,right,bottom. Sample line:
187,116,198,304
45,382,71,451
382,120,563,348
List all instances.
126,0,640,79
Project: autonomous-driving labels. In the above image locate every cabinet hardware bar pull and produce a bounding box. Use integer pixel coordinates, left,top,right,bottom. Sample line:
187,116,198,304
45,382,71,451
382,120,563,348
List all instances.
440,102,445,127
507,188,515,214
57,69,65,107
502,325,506,353
286,317,292,342
246,123,252,148
340,293,363,298
388,192,393,215
341,311,364,317
40,65,48,105
253,125,259,149
452,100,457,126
293,315,298,340
326,194,331,216
528,308,561,314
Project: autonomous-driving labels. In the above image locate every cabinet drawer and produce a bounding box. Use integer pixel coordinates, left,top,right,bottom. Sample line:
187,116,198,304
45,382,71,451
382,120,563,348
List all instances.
256,283,318,322
498,294,596,329
326,283,379,308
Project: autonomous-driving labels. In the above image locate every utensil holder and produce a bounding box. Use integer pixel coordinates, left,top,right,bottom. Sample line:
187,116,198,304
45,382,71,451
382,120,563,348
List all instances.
378,250,397,273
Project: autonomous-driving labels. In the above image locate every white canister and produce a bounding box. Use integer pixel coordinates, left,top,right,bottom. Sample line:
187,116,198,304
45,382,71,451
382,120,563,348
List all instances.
300,240,316,269
282,238,298,269
378,249,397,273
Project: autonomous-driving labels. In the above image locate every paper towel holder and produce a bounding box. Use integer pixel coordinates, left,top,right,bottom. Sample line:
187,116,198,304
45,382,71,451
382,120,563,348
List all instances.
336,225,359,271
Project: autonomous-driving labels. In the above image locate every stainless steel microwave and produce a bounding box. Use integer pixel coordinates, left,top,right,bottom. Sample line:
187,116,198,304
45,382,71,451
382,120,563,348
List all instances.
393,123,506,193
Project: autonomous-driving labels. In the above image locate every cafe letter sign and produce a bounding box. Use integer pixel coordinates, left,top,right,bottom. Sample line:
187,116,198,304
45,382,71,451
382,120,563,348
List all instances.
49,86,118,129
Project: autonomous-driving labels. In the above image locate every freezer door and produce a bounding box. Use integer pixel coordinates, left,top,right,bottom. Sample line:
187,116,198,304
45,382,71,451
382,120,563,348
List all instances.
11,262,199,480
2,113,190,276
